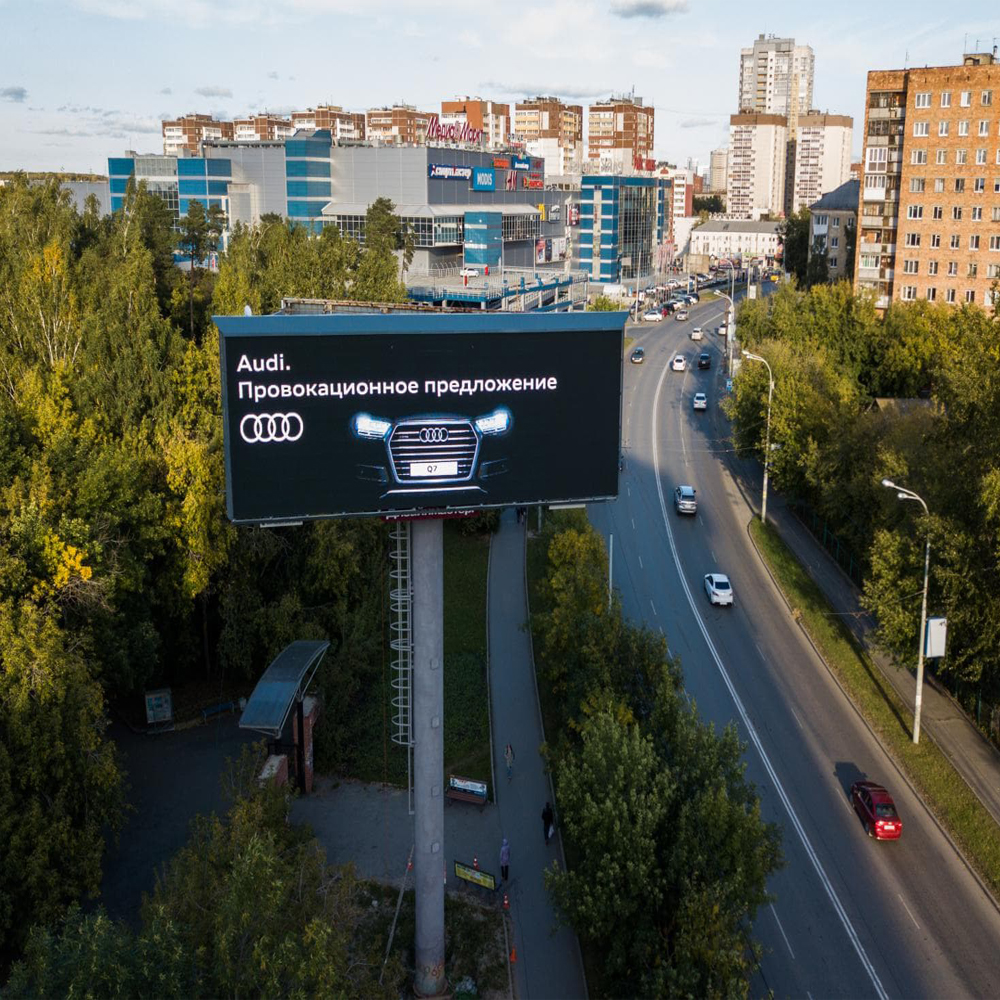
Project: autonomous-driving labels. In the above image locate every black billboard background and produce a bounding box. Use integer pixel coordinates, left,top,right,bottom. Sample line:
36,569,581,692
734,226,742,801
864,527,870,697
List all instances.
220,321,623,522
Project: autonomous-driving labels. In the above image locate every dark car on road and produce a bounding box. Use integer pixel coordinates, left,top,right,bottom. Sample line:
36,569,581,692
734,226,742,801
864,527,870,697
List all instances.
851,781,903,840
630,347,645,364
697,353,711,369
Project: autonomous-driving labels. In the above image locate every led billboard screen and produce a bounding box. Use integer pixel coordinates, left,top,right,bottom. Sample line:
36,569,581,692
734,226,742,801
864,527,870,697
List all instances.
216,313,625,523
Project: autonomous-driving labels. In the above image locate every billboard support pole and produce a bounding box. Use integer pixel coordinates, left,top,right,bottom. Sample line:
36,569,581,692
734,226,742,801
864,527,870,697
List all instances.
411,517,446,997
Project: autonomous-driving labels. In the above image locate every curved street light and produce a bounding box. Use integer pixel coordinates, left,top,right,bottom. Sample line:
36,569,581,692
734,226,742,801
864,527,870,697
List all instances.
742,350,774,525
881,477,931,745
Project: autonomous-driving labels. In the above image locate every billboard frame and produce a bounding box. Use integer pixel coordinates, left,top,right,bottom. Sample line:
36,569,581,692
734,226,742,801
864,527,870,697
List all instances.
216,311,626,525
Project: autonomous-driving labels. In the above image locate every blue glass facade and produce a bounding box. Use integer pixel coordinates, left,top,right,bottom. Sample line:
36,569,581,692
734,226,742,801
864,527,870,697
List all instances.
578,175,670,284
284,130,332,232
463,211,503,268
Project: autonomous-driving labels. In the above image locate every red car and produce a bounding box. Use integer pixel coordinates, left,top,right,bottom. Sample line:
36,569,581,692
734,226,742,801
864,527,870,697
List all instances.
851,781,903,840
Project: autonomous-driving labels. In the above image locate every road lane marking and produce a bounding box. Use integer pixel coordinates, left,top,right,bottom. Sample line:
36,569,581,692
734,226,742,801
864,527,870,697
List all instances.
627,484,631,497
650,359,889,1000
898,894,920,930
638,555,643,569
650,599,658,616
631,517,636,530
755,642,765,659
790,707,803,729
770,904,796,960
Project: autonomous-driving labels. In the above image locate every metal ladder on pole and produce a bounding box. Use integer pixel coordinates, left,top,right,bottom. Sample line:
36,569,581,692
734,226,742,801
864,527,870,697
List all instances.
389,521,415,815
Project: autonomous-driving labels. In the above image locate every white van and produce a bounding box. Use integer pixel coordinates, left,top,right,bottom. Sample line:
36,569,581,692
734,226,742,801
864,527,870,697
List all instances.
690,327,703,340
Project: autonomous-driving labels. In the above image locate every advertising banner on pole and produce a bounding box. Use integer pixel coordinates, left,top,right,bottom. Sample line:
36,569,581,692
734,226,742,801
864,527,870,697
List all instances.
217,313,625,523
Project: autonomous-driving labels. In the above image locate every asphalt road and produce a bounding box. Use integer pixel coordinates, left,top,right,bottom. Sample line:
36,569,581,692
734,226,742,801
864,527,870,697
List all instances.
590,294,1000,998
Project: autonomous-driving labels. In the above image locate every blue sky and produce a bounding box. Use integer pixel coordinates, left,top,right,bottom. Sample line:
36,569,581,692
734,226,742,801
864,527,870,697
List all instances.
2,0,997,174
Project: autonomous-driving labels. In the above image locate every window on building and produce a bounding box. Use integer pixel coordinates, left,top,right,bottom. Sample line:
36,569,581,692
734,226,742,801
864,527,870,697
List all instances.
946,288,956,302
860,253,879,269
936,149,947,164
903,259,919,273
927,287,937,300
996,177,1000,193
966,289,976,302
829,257,838,268
910,177,925,192
935,177,946,192
904,232,921,247
901,285,917,300
815,213,828,225
991,235,1000,250
970,236,980,251
832,216,840,228
948,260,959,274
928,260,939,275
951,234,961,249
939,120,950,136
941,91,952,107
961,91,972,107
977,149,988,164
993,207,1000,222
931,233,942,247
866,146,888,172
910,149,927,165
973,205,983,219
983,90,994,106
907,204,923,219
980,120,991,136
933,205,944,219
915,92,932,108
988,263,1000,277
957,149,968,164
974,177,985,193
914,121,929,137
959,120,970,136
830,236,839,249
955,178,966,193
953,206,963,220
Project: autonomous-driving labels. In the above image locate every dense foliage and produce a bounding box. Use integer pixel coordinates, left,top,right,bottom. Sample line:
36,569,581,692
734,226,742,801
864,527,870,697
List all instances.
4,745,403,998
0,175,411,963
532,512,782,997
729,281,1000,705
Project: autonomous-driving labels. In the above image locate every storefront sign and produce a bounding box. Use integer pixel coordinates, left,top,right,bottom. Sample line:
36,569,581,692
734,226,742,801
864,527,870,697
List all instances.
493,157,510,169
549,203,561,222
426,114,484,144
512,154,530,171
471,167,495,191
429,163,473,180
455,861,496,891
568,205,580,226
521,174,543,190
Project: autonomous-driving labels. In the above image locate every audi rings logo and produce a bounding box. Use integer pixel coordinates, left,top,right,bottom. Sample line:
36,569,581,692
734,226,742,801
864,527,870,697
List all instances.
418,426,449,443
240,412,304,444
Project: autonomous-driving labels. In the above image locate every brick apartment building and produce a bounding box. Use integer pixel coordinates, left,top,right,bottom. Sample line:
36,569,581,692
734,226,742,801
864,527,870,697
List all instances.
291,106,366,142
438,97,509,148
586,95,655,173
162,114,234,155
365,105,431,145
857,50,1000,310
514,97,584,176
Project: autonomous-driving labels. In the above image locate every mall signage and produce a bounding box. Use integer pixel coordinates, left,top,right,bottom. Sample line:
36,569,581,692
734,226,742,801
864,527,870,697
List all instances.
216,313,625,522
426,114,484,144
429,163,473,180
511,154,530,170
471,167,495,191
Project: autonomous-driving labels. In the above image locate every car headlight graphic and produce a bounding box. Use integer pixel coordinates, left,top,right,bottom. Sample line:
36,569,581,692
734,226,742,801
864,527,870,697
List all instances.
352,413,392,440
474,407,512,436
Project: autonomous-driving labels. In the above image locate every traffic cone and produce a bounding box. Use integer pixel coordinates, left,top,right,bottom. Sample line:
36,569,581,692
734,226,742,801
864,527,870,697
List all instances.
503,892,509,911
473,854,479,870
510,946,517,963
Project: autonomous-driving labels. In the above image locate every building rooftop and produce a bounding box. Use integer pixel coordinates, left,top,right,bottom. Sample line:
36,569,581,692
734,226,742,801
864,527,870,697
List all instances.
810,179,860,213
692,220,780,234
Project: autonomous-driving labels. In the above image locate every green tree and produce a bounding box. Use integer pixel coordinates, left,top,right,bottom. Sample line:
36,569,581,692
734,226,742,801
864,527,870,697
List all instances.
693,194,724,214
778,207,811,284
588,295,622,311
352,197,408,302
175,200,225,339
843,217,857,283
806,236,830,287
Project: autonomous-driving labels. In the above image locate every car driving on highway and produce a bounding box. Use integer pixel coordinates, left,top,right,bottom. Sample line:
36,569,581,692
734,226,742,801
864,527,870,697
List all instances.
698,353,712,369
675,309,689,321
674,485,697,514
851,781,903,840
630,347,645,364
692,392,707,410
643,309,662,321
672,355,686,371
690,327,703,340
704,573,734,606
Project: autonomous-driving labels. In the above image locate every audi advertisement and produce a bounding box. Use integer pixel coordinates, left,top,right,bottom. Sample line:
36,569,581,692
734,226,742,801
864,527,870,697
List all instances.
216,312,625,523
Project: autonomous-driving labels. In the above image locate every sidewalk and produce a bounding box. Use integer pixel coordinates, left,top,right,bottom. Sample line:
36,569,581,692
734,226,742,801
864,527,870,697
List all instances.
488,509,587,1000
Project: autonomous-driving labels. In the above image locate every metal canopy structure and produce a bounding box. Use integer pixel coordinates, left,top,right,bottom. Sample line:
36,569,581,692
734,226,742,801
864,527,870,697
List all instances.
239,640,330,738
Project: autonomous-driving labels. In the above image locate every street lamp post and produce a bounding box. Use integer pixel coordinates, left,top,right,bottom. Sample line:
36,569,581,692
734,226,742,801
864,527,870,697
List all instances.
881,478,931,744
741,350,774,525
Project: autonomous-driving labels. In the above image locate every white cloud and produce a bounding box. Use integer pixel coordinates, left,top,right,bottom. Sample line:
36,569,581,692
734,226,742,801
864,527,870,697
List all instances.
195,85,233,98
2,86,28,103
610,0,687,17
480,80,612,100
680,116,716,128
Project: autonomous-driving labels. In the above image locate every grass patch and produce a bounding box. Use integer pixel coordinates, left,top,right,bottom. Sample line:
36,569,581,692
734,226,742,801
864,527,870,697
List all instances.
340,521,491,790
365,881,508,996
750,516,1000,898
443,522,492,791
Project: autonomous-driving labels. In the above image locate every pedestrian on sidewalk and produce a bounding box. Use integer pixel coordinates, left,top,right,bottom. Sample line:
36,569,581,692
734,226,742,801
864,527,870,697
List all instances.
504,742,515,780
500,837,510,882
542,802,554,845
